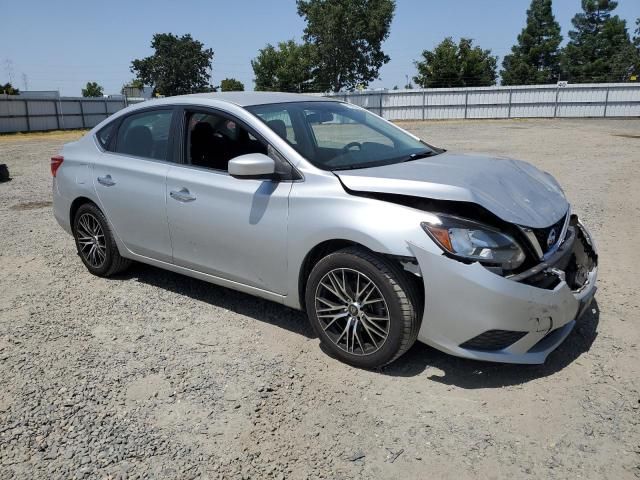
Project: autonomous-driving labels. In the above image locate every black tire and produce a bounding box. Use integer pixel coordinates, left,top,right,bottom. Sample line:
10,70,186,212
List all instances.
72,203,131,277
305,247,421,368
0,164,10,183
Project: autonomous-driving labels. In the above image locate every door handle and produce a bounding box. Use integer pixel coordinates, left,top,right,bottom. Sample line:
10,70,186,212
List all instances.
169,187,196,202
97,174,116,187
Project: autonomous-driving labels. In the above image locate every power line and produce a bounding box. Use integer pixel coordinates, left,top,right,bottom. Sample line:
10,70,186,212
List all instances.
3,59,14,85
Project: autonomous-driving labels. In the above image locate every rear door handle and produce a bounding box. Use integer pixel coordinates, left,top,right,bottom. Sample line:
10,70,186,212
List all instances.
169,187,196,203
97,174,116,187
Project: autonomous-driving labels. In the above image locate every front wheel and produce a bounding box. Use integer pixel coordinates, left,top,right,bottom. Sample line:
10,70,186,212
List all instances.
305,247,421,368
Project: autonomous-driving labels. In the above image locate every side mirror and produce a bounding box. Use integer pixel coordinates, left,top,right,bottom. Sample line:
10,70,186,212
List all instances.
228,153,276,179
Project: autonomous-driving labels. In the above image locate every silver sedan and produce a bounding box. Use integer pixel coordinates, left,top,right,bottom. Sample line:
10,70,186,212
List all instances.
52,92,598,368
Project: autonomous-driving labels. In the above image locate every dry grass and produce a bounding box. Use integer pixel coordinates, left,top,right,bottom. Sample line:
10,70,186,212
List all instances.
0,129,87,143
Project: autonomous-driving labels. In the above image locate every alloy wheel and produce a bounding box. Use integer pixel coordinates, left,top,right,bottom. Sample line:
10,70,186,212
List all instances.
314,268,390,356
76,213,107,268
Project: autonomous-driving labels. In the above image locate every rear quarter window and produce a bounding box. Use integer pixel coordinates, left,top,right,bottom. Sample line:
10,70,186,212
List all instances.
96,122,116,150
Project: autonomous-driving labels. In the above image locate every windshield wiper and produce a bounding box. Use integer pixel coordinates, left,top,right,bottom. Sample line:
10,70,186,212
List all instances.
403,150,436,162
329,150,439,171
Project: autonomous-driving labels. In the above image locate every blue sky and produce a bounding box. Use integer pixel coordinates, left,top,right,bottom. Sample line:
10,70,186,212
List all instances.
2,0,639,95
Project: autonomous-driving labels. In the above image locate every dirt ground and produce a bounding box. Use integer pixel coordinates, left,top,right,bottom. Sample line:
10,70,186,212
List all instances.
1,119,639,480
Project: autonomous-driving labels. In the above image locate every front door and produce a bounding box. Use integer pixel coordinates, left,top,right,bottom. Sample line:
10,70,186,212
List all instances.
165,109,291,294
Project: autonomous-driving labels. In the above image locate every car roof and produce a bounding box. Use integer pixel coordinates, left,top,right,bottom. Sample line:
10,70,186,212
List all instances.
177,91,331,107
90,91,342,135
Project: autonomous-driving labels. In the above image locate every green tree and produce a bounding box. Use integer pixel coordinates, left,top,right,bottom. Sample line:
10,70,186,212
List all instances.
131,33,214,96
501,0,562,85
296,0,395,92
0,83,19,95
82,81,104,97
220,78,245,92
633,19,640,77
561,0,636,82
413,38,497,88
121,78,145,94
252,40,315,92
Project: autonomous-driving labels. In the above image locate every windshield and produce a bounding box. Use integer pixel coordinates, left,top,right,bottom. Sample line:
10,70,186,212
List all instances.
246,101,440,171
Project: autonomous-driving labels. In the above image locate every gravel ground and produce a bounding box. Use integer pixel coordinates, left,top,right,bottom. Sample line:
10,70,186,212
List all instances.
1,119,639,479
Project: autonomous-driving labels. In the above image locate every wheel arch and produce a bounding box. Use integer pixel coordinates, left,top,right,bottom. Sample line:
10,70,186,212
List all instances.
298,239,365,312
69,196,98,227
297,238,424,312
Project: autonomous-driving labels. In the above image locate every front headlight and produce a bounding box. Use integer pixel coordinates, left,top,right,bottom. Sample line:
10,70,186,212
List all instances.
421,215,525,270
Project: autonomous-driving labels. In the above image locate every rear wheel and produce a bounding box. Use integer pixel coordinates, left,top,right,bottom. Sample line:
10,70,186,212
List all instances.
305,247,420,368
72,203,131,277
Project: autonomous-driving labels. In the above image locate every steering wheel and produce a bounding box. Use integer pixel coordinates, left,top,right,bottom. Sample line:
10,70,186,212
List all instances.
342,141,362,153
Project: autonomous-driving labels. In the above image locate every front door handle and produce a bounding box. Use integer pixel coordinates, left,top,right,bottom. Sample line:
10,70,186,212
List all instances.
169,187,196,203
97,174,116,187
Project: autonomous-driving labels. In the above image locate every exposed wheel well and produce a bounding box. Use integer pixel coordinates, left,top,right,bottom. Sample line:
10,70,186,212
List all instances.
298,240,358,311
298,240,425,313
69,197,97,228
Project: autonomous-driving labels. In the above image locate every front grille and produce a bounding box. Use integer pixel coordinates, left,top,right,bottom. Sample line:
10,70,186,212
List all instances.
531,214,566,255
460,330,527,351
522,270,562,290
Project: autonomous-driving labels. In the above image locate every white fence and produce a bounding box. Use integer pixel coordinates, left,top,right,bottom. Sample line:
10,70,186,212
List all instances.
2,83,639,133
0,95,140,133
324,83,640,120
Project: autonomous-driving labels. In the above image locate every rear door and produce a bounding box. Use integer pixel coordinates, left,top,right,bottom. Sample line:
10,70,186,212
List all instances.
92,107,175,262
165,107,291,294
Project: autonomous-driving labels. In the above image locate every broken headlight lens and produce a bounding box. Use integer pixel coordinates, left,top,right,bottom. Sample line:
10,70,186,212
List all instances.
421,215,525,270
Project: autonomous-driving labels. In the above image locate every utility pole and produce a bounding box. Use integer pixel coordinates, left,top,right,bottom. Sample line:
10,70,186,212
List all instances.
3,59,14,85
22,73,29,91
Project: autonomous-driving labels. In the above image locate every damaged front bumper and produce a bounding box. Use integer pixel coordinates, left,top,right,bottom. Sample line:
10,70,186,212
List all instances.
409,217,598,364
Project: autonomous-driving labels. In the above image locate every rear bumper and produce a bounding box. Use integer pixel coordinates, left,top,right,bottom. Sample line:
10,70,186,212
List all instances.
409,219,598,364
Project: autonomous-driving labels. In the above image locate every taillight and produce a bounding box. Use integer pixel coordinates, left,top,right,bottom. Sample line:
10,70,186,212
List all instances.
51,155,64,177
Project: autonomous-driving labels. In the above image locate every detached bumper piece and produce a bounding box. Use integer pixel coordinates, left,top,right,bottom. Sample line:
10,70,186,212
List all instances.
410,215,598,364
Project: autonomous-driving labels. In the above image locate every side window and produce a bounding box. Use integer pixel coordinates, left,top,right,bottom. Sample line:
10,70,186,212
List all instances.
186,111,267,171
305,109,394,150
253,109,297,145
96,122,116,150
115,109,173,160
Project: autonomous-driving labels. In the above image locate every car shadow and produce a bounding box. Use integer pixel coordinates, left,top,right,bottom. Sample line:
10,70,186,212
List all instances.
249,180,278,225
118,263,599,388
382,300,600,388
120,262,315,339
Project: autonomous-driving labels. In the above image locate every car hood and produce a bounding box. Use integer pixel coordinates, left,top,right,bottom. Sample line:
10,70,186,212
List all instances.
334,152,568,228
